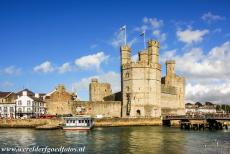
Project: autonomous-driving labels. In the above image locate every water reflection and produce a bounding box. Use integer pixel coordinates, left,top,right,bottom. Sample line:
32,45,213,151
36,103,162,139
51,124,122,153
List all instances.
0,127,229,154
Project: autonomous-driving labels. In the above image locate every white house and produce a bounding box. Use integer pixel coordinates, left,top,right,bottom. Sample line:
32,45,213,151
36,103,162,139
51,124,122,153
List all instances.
0,92,17,118
185,103,217,115
0,103,15,118
197,106,216,114
16,90,45,118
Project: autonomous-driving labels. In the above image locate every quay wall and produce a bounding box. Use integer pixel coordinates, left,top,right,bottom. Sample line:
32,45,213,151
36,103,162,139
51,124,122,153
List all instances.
1,118,228,128
0,118,161,128
94,118,162,127
0,119,63,128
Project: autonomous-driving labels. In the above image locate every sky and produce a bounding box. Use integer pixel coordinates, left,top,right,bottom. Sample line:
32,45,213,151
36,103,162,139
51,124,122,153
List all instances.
0,0,230,103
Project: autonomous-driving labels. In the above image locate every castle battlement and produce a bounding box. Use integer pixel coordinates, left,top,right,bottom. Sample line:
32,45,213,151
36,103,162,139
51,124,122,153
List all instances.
148,40,160,48
122,60,161,70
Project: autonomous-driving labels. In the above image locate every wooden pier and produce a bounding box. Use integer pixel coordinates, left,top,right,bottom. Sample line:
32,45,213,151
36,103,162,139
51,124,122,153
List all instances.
163,114,230,130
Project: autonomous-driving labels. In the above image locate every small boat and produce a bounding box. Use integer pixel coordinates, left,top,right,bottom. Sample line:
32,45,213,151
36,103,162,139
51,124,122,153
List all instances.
62,115,94,130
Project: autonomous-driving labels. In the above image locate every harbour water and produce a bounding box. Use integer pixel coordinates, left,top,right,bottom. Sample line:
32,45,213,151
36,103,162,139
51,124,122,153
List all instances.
0,126,229,154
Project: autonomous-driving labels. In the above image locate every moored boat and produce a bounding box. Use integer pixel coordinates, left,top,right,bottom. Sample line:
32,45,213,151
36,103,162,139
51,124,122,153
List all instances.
62,115,94,130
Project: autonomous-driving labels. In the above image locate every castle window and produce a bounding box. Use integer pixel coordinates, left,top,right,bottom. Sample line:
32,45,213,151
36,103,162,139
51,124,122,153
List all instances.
125,72,129,78
136,110,141,116
126,86,129,92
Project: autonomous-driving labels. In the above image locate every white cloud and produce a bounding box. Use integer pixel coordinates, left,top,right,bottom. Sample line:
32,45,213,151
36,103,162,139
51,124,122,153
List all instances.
128,37,138,47
201,12,225,23
143,17,164,29
111,30,138,48
75,52,109,71
161,41,230,104
72,71,121,100
112,17,166,48
186,82,230,103
138,17,167,43
131,54,138,62
1,66,21,75
160,49,177,63
58,62,72,74
174,42,230,79
111,31,125,48
176,28,209,44
153,30,166,42
33,61,54,73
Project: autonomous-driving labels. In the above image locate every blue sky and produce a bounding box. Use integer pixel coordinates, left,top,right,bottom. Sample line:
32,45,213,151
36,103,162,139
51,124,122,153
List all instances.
0,0,230,103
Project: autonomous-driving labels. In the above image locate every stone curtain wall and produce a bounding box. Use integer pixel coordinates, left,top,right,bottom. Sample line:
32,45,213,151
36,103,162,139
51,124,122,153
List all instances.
73,101,122,117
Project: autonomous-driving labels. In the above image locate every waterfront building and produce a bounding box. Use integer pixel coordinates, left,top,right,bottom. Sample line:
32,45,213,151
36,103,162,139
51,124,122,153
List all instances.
15,89,45,118
0,92,17,118
44,84,76,115
185,103,217,115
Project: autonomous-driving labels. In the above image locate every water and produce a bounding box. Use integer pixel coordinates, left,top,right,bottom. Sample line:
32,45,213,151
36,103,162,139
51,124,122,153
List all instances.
0,126,229,154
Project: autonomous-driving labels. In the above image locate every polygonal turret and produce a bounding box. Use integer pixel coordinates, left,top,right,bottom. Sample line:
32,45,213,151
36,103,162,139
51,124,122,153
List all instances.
148,40,160,64
166,60,176,76
120,45,131,65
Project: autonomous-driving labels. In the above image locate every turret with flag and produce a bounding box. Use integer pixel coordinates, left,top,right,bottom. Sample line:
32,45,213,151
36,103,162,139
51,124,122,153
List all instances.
120,25,127,45
140,30,146,49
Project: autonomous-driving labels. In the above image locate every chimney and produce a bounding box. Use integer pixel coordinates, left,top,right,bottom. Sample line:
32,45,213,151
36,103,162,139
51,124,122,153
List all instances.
35,93,40,98
22,91,27,96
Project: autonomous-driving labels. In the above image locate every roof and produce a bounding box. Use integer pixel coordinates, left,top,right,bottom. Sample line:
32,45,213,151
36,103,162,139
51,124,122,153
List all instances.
28,96,44,102
0,92,12,98
17,89,35,96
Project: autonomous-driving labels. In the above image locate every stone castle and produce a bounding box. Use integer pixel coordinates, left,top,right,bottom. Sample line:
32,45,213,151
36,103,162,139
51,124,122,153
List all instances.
0,40,185,118
86,39,185,117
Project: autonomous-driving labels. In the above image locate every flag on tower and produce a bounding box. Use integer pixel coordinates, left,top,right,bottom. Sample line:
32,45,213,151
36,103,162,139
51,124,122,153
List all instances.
120,25,127,45
120,25,126,31
140,31,146,48
140,31,145,36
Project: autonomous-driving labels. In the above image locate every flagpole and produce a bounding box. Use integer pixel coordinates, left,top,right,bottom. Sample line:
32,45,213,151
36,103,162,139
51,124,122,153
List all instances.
144,32,146,49
124,27,127,45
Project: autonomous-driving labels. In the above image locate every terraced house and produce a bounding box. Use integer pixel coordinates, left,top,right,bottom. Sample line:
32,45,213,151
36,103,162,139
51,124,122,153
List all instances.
0,92,17,118
15,89,46,118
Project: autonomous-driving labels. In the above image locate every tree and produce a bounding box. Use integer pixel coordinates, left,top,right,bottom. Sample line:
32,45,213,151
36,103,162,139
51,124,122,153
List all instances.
216,105,221,111
205,102,214,106
195,102,202,107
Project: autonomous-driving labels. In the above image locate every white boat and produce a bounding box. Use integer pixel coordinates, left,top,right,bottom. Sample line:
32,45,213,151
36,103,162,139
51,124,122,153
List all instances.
62,115,94,130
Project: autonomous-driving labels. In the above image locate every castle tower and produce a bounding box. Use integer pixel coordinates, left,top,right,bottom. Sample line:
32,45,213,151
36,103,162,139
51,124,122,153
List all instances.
120,45,131,65
148,40,160,64
121,39,162,118
165,60,176,86
138,50,148,63
166,60,176,76
89,78,112,102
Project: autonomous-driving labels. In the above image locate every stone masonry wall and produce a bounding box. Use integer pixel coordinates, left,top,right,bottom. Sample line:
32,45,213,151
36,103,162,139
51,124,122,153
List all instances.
73,101,121,117
45,85,74,115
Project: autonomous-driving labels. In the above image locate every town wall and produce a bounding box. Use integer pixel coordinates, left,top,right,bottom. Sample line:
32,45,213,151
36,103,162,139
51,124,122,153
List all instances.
73,101,121,117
